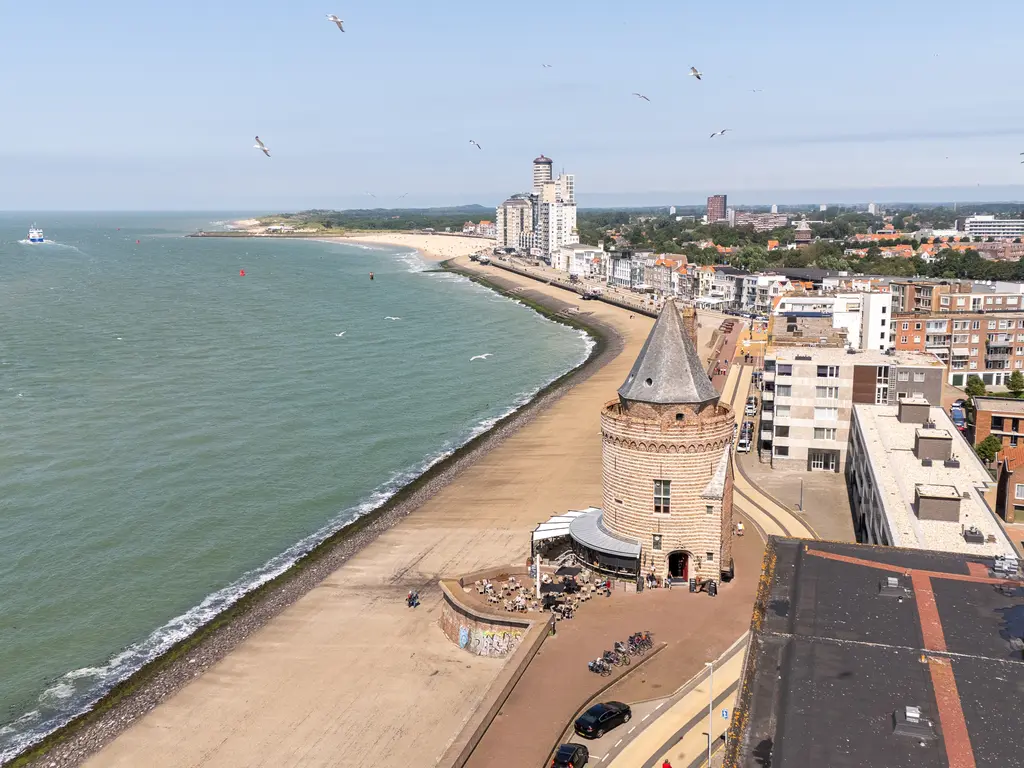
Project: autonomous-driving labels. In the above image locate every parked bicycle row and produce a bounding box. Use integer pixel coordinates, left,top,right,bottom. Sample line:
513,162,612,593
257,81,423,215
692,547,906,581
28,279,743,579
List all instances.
587,631,654,676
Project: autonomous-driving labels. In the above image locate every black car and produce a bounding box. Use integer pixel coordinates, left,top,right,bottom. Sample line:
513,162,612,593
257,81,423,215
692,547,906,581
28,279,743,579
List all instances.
573,701,631,739
551,742,589,767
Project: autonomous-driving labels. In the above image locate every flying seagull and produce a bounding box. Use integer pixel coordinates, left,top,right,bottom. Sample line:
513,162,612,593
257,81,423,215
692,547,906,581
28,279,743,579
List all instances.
710,129,731,138
365,191,377,198
689,67,703,81
397,192,409,199
469,140,482,150
632,93,651,102
750,89,763,93
542,63,552,68
326,14,344,32
384,316,402,321
470,353,493,361
253,136,270,157
334,331,346,337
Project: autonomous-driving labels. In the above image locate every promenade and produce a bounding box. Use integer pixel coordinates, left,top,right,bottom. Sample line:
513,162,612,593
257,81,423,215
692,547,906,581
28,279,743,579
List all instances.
78,256,656,768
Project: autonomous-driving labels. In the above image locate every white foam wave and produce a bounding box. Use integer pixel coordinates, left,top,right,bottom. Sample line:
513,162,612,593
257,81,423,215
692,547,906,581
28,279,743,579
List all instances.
0,281,597,764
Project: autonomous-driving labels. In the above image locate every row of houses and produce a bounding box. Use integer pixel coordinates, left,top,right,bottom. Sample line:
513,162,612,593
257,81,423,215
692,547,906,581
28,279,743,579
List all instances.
461,220,497,237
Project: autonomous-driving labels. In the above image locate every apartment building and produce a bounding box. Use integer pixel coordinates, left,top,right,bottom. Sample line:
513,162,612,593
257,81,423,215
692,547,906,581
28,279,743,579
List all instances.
846,399,1015,557
555,243,604,277
972,396,1024,449
964,215,1024,240
732,211,788,232
495,194,534,250
893,311,1024,387
760,348,944,471
706,194,727,223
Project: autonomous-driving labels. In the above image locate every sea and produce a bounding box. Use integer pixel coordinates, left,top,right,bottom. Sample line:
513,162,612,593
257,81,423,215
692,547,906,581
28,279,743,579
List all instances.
0,213,592,761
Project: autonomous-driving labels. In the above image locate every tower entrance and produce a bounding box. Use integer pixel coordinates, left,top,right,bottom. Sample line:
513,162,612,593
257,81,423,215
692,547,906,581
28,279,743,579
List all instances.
668,551,689,580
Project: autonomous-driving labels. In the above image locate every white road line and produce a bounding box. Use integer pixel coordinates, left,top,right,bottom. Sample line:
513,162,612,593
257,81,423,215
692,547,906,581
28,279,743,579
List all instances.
615,739,623,748
601,756,609,762
628,726,636,734
654,702,664,710
642,713,651,721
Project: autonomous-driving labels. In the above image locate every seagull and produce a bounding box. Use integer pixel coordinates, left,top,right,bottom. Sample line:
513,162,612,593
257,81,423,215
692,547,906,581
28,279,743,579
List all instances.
689,67,702,81
335,331,346,337
326,14,344,32
397,192,409,199
365,191,377,198
253,136,270,157
470,353,493,361
710,129,731,138
750,89,762,93
384,316,401,321
469,140,482,150
632,93,650,102
542,63,552,68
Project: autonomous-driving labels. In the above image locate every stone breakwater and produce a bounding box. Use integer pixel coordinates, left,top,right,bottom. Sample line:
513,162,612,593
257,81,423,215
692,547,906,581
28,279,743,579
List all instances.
14,262,623,768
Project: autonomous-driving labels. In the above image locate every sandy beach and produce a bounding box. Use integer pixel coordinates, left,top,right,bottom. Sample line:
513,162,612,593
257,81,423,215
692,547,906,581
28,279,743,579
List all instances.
68,258,649,768
322,232,494,262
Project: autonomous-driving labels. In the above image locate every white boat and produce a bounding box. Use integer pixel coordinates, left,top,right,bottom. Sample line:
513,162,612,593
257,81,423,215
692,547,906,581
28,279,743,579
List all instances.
27,227,44,243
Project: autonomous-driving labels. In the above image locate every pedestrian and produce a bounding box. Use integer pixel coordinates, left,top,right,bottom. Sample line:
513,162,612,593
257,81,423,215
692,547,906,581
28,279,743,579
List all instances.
666,574,672,590
663,760,673,768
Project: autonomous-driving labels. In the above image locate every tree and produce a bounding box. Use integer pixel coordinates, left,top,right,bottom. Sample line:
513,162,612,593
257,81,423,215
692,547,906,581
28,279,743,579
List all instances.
975,435,1003,464
1008,370,1024,397
965,375,986,397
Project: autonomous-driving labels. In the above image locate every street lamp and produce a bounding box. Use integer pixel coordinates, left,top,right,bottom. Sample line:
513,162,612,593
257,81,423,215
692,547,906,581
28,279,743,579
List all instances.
705,661,714,767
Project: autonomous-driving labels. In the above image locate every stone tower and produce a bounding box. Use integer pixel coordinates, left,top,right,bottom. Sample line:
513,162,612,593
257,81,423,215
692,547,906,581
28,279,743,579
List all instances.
601,300,735,581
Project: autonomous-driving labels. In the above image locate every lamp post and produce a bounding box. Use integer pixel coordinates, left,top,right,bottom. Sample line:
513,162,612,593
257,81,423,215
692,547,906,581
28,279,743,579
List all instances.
705,661,714,767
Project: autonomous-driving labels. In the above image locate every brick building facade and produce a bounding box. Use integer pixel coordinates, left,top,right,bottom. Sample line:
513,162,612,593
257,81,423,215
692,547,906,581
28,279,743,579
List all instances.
595,300,735,582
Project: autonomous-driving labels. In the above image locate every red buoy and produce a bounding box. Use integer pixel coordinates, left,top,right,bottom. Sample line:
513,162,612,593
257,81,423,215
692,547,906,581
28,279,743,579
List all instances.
239,269,246,277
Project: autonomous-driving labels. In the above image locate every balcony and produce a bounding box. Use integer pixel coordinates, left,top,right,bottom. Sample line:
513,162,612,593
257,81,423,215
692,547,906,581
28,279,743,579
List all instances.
762,390,775,402
762,370,775,383
986,352,1011,361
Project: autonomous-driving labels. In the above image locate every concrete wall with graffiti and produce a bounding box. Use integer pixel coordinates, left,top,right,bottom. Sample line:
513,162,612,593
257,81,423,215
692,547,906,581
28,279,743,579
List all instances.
439,581,531,658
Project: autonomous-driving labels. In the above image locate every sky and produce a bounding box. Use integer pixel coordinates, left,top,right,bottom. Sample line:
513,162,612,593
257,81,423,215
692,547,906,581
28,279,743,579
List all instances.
2,0,1023,210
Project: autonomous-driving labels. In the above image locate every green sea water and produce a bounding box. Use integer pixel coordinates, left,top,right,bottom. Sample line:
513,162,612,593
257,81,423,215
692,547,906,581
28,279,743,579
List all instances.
0,213,590,759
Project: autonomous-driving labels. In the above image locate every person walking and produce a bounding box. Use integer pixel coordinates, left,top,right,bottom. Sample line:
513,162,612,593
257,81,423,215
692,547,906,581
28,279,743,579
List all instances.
662,760,673,768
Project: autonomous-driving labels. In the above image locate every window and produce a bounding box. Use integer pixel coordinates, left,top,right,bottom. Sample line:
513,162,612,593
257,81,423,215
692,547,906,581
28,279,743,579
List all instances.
897,371,910,382
972,321,981,330
706,552,715,562
912,391,924,399
972,334,980,343
706,505,714,515
777,364,793,375
915,322,922,330
970,362,978,370
652,534,662,550
776,385,792,397
971,348,979,357
881,305,887,313
816,365,839,378
988,320,997,330
900,336,908,344
776,405,791,417
1016,484,1024,500
775,446,790,457
816,386,839,399
881,318,887,326
913,372,925,382
992,416,1005,431
654,480,671,514
914,336,921,343
901,322,909,331
814,407,838,420
776,425,790,437
814,427,837,440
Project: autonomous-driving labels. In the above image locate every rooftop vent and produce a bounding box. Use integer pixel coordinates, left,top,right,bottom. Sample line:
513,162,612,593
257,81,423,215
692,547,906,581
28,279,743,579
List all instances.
962,491,971,499
963,526,985,544
893,705,937,742
924,420,937,429
994,555,1020,575
944,457,960,469
879,576,909,599
921,458,933,467
899,399,931,425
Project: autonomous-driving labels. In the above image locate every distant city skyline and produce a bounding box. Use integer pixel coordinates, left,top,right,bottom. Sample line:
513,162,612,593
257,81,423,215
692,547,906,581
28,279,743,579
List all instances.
2,1,1023,210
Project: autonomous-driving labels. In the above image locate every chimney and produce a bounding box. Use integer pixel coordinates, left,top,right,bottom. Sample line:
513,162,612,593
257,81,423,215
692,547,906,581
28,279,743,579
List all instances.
680,304,698,346
898,398,930,425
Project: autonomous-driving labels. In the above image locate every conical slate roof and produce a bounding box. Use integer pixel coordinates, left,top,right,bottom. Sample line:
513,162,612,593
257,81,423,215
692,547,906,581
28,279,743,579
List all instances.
618,300,720,406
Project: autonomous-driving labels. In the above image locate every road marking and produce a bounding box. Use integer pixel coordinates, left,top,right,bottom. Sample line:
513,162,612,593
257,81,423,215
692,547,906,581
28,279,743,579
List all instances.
628,726,636,734
642,714,651,721
654,702,664,710
615,739,623,748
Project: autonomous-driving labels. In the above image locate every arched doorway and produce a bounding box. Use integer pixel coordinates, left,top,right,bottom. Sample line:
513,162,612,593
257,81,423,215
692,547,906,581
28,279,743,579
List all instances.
668,551,689,580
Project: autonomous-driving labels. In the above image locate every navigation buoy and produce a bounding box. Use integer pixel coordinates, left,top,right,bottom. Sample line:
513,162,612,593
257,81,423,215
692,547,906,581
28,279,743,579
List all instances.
239,269,246,277
369,272,374,281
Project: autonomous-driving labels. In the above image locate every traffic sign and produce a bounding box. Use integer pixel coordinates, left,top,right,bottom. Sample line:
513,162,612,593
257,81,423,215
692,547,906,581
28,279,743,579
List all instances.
721,709,729,719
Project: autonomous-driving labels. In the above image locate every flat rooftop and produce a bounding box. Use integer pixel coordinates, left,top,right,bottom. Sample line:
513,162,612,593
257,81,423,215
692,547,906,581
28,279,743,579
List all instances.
972,395,1024,415
726,538,1024,768
853,404,1016,558
767,347,945,367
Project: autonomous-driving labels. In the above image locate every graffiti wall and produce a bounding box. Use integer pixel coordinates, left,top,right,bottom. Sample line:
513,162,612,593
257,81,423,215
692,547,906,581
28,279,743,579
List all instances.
440,582,530,658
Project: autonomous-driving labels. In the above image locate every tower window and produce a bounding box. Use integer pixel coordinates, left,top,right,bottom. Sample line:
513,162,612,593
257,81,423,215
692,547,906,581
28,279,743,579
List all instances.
654,480,671,514
676,413,684,421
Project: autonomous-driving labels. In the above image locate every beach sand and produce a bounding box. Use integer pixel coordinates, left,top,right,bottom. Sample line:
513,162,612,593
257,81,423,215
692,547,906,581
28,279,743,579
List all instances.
70,257,652,768
324,232,494,262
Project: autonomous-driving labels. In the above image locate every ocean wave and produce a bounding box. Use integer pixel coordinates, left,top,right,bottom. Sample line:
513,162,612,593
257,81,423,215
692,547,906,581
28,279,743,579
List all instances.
0,284,596,764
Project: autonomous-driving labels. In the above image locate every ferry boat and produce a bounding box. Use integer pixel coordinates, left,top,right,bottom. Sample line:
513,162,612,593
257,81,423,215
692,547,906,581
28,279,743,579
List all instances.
27,226,44,243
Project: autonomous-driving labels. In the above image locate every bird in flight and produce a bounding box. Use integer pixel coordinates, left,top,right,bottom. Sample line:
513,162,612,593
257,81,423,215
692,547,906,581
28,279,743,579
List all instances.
750,89,762,93
632,93,651,102
470,353,493,361
384,316,402,321
335,331,346,337
542,63,552,68
254,136,270,157
710,129,731,138
397,192,409,199
689,67,703,81
469,140,482,150
326,14,344,32
365,191,377,198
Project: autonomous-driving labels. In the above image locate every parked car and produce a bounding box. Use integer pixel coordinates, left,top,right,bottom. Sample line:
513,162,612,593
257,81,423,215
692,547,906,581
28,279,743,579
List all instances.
742,420,754,434
737,436,752,453
551,743,589,767
950,406,967,432
574,701,632,739
745,397,758,416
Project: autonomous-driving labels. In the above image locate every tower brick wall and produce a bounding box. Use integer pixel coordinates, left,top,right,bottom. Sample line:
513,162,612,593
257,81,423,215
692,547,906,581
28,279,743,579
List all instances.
601,399,735,581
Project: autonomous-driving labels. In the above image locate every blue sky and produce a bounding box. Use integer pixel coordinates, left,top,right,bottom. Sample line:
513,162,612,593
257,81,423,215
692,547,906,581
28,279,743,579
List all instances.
2,0,1023,209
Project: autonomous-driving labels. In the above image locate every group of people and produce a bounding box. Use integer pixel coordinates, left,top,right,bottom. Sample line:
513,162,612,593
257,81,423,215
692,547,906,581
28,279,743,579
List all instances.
406,590,420,608
645,571,672,590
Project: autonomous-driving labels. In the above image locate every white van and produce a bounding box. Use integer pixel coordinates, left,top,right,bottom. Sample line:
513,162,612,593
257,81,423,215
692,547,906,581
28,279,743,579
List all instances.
737,435,752,453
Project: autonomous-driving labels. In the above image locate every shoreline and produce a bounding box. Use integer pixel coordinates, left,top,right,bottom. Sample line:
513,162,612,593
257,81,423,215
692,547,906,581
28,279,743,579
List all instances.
9,259,623,768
